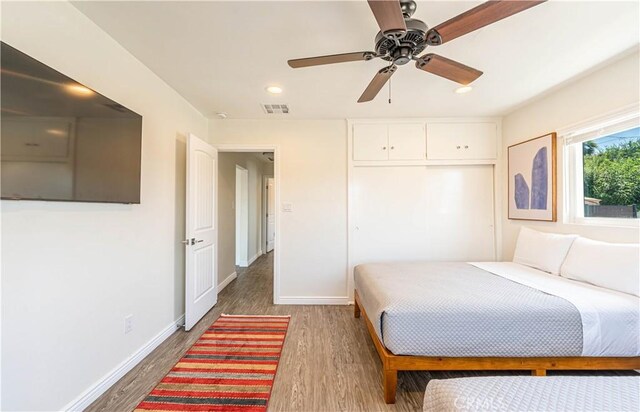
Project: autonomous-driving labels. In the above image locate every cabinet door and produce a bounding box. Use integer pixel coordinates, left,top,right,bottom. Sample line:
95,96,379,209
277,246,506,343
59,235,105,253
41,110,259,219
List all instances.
353,124,388,161
351,165,495,265
388,123,426,160
427,123,497,160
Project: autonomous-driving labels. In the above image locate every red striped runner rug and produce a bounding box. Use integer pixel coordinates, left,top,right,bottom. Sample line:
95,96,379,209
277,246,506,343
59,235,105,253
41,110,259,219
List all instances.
135,314,290,412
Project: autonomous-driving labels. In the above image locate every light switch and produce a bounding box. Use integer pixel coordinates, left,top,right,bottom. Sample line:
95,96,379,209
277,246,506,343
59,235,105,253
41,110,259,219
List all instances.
283,202,293,212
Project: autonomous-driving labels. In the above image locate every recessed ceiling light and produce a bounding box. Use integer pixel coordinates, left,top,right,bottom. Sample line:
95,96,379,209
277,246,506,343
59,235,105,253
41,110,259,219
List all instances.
46,128,67,136
266,86,283,94
455,86,473,94
65,83,95,97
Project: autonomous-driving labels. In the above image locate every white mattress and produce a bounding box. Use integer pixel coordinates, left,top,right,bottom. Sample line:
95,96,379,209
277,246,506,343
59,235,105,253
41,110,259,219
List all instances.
354,262,583,356
472,262,640,357
423,376,640,412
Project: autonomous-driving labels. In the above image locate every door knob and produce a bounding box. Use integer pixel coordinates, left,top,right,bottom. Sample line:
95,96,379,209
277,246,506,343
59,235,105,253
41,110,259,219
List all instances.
182,238,204,245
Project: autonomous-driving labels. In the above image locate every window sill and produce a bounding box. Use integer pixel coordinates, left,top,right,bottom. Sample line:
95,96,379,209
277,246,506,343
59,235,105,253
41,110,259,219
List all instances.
565,218,640,229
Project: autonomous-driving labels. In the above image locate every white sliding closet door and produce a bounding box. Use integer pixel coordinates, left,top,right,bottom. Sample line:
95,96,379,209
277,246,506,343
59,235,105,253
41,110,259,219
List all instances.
351,165,495,266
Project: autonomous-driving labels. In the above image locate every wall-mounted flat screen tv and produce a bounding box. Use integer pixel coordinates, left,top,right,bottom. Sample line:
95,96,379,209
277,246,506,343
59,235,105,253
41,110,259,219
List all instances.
1,42,142,204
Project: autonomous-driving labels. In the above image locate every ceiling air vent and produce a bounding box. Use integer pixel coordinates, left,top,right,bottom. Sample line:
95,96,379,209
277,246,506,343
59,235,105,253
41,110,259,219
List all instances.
262,104,289,115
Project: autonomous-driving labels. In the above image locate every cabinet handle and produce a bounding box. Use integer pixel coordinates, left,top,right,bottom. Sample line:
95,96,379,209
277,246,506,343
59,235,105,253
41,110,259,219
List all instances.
390,146,395,150
456,145,461,149
465,145,469,149
382,146,387,150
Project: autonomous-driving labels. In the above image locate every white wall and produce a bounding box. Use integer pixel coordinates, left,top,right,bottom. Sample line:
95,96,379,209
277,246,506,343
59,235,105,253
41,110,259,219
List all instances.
501,51,640,258
209,120,349,301
218,153,272,283
1,2,208,410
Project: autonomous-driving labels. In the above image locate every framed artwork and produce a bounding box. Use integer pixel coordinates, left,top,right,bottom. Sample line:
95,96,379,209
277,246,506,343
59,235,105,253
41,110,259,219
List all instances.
508,133,557,221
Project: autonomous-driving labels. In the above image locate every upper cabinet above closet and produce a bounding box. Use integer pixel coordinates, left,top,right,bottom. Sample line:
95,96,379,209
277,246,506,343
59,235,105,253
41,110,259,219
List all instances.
426,123,497,160
353,123,426,161
351,121,498,163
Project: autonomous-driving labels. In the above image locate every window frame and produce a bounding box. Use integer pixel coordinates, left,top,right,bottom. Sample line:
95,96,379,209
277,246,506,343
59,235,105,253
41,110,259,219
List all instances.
560,105,640,228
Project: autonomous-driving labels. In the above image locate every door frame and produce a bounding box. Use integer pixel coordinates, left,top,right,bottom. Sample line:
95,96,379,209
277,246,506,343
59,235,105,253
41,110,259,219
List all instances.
216,144,281,304
235,165,249,267
262,174,274,253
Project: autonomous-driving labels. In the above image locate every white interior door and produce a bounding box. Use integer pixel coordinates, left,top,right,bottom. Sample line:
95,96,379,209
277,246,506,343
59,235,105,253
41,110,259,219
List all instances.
185,133,217,331
266,177,275,252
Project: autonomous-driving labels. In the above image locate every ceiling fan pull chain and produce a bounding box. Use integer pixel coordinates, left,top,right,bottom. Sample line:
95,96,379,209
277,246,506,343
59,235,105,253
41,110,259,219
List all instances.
388,76,392,104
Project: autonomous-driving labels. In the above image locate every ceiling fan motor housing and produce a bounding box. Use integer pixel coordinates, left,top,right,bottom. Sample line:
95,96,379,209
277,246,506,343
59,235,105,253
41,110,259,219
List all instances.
375,18,428,65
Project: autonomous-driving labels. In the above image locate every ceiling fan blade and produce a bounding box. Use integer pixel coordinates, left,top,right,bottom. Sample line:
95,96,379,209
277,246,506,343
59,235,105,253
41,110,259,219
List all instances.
288,51,376,68
415,54,482,85
426,0,546,45
358,65,397,103
367,0,407,36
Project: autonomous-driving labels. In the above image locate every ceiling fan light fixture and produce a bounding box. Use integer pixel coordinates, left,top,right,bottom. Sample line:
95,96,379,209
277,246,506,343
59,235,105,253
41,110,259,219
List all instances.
266,85,283,94
287,0,546,102
455,86,473,94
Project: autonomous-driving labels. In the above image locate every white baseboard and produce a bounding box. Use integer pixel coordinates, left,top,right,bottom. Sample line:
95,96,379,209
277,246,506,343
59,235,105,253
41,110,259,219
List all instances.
247,251,262,266
218,271,237,292
277,296,350,305
63,314,185,411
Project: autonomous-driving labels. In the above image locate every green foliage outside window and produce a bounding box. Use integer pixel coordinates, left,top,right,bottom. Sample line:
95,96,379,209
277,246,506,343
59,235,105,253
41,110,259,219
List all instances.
583,139,640,206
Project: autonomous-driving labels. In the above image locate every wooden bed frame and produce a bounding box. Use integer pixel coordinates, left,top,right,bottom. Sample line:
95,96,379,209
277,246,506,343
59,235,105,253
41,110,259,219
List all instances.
354,289,640,404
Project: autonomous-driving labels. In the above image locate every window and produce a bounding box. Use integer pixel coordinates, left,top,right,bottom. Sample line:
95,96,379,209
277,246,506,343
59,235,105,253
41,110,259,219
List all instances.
563,108,640,226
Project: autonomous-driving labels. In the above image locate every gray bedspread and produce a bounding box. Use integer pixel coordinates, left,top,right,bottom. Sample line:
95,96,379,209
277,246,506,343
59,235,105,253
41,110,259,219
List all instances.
423,376,640,411
354,262,583,357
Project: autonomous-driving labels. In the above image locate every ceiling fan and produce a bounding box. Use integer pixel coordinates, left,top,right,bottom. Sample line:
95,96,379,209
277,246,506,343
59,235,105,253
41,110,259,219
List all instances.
288,0,546,103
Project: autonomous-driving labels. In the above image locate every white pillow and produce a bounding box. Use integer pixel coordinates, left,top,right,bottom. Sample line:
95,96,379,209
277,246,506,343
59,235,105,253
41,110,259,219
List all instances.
513,227,578,275
561,237,640,297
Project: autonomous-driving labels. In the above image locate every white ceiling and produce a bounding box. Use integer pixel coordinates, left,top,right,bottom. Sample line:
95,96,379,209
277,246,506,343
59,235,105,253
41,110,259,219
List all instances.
73,1,639,119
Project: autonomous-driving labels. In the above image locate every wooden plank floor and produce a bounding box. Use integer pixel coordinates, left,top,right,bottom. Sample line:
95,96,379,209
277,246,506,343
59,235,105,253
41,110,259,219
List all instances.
87,253,637,412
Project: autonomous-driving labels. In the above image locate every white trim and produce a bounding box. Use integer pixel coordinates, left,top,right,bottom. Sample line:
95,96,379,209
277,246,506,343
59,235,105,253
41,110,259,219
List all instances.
278,296,350,305
562,105,640,228
63,315,185,412
247,251,262,266
352,159,497,167
215,144,281,304
218,271,237,292
235,165,249,267
557,103,640,140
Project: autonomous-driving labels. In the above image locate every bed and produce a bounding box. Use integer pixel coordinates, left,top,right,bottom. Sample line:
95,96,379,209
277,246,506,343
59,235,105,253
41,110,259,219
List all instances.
353,260,640,403
422,376,640,411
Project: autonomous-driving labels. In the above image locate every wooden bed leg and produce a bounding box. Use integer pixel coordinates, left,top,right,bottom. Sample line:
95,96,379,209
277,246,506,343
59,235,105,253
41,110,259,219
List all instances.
383,368,397,404
354,297,361,318
532,369,547,376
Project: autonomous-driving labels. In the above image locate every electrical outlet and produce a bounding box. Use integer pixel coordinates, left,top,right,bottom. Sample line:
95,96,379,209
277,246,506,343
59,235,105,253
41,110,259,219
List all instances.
124,315,134,334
